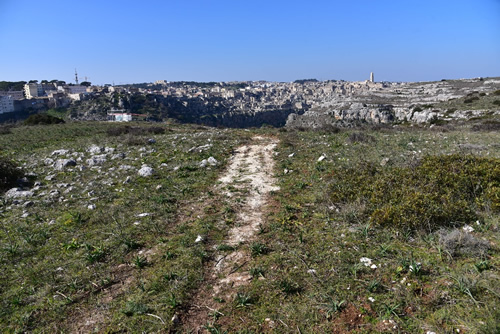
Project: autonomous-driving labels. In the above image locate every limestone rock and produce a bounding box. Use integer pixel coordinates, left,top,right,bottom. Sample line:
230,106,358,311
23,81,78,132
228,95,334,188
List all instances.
5,188,34,199
54,159,76,171
138,166,154,177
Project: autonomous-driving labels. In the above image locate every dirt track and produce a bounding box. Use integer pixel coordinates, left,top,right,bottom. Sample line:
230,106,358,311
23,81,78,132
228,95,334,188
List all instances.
182,135,279,332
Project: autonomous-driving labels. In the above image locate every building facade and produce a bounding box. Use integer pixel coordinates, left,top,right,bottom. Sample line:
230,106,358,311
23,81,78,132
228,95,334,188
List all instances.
0,96,15,114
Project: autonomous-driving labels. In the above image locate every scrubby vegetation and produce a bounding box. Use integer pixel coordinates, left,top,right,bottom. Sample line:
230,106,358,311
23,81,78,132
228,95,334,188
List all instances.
24,113,65,125
0,121,498,333
0,156,22,191
330,154,500,230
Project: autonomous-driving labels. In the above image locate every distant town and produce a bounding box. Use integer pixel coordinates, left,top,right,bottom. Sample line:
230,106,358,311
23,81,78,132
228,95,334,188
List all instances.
1,73,499,128
0,74,380,117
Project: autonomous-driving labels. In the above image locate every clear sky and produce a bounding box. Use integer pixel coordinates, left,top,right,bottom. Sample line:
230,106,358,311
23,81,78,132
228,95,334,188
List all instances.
1,0,499,85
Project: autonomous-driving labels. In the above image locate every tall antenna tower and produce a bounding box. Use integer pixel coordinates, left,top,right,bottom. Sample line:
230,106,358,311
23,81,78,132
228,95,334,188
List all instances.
75,69,79,85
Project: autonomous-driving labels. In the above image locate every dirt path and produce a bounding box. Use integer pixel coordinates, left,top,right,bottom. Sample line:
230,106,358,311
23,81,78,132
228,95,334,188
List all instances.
181,135,279,332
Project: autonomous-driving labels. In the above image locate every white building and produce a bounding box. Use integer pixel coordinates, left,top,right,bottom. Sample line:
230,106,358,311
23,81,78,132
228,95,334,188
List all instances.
67,85,88,94
0,96,15,114
0,90,24,100
108,112,132,122
24,83,43,99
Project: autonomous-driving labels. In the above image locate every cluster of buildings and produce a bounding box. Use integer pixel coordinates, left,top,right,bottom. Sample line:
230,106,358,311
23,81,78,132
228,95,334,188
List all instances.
0,73,386,119
0,82,91,114
142,78,386,114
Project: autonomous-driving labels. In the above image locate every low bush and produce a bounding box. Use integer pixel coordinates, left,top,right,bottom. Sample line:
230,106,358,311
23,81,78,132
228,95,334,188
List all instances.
438,229,489,258
348,132,375,143
106,125,166,136
464,96,480,104
0,157,22,191
329,155,500,231
24,113,64,125
472,121,500,132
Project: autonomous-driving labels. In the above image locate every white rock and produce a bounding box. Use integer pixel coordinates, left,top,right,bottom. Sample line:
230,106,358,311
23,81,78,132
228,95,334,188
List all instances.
5,188,34,199
44,158,54,165
86,154,107,166
51,149,69,156
136,213,152,217
317,155,326,162
462,225,474,233
360,257,373,267
288,153,295,157
307,269,317,274
119,165,134,170
54,159,76,171
87,204,96,210
368,297,375,302
207,156,218,166
138,166,154,177
195,235,204,243
87,145,103,154
111,153,126,159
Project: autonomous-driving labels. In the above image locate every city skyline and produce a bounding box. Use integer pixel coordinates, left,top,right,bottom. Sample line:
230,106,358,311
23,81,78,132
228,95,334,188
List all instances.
1,0,499,85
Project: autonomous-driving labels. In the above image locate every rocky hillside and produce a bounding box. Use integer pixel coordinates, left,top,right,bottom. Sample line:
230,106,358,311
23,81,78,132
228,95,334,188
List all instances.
286,77,500,128
62,77,500,128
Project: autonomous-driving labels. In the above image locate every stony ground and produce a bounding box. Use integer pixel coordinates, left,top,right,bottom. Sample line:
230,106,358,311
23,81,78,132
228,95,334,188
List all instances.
0,121,499,333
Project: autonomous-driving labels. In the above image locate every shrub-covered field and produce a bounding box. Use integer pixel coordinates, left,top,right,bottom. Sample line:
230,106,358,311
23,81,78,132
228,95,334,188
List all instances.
0,121,499,333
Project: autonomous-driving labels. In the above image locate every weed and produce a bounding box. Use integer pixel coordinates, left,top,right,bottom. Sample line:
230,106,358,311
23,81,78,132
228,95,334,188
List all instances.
234,292,253,308
321,298,345,319
249,266,265,278
133,255,148,269
164,272,178,281
121,301,151,316
250,242,269,257
62,238,80,250
216,244,235,252
359,223,372,239
279,279,302,295
366,279,381,293
451,274,479,304
203,323,227,334
166,293,179,308
382,303,400,318
474,259,490,272
84,244,106,264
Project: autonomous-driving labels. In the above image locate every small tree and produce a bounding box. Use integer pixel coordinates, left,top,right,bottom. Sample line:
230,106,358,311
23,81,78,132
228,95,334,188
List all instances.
80,81,92,87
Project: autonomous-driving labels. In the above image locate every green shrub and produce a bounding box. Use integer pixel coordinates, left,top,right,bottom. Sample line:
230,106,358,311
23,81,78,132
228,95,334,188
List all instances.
0,157,22,191
24,113,64,125
464,96,480,104
329,155,500,231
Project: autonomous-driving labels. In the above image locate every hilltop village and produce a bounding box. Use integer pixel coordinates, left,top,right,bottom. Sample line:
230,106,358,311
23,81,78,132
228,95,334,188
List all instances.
1,75,499,127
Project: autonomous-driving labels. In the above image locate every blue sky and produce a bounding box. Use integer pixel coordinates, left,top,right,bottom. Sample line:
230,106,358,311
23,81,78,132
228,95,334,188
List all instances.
1,0,499,84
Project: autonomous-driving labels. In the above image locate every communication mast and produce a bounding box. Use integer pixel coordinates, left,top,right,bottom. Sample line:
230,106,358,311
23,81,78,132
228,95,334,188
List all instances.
75,69,79,85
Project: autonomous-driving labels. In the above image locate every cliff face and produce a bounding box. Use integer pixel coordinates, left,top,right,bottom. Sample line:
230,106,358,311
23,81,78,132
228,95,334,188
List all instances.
286,78,500,128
